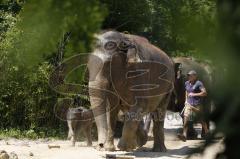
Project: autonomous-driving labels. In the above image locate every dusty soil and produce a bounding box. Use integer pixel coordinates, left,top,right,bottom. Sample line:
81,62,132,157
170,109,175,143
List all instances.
0,112,224,159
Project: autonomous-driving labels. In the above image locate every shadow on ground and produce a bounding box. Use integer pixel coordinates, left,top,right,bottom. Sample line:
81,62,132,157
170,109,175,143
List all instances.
120,146,196,158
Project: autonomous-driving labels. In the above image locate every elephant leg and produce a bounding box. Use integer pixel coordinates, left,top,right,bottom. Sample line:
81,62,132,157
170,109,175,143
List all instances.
67,121,74,140
117,106,142,151
136,119,148,147
152,95,169,152
187,121,197,139
67,121,76,146
118,120,139,151
201,103,210,137
89,82,108,150
144,113,152,133
152,109,167,152
94,112,107,150
84,124,92,146
104,102,119,151
201,119,210,138
71,133,76,147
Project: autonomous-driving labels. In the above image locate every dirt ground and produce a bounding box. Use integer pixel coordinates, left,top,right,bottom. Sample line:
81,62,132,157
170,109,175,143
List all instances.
0,112,224,159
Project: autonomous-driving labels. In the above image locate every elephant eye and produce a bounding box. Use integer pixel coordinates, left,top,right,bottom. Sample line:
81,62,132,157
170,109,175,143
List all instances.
119,40,131,50
104,41,117,50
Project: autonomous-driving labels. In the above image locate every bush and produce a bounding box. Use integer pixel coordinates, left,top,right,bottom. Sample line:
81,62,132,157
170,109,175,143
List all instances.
0,0,105,138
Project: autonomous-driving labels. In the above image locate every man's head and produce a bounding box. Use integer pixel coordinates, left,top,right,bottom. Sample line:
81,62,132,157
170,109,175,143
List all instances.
187,70,197,82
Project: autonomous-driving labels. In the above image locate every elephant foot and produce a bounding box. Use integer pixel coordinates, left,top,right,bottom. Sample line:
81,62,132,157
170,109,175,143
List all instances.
152,144,167,152
95,143,105,151
104,142,116,151
70,137,76,147
117,138,137,151
136,130,148,147
95,143,115,151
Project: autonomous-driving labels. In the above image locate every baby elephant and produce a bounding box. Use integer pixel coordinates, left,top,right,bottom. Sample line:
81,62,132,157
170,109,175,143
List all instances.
67,106,94,146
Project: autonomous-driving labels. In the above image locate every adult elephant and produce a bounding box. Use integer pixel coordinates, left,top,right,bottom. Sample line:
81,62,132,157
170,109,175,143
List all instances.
88,31,174,151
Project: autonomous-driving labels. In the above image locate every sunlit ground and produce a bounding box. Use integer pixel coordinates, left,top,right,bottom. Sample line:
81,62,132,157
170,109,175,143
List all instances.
0,112,223,159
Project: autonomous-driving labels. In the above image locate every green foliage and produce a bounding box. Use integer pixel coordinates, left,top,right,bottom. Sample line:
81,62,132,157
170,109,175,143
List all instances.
0,128,66,139
9,0,106,65
205,1,240,158
0,0,106,137
100,0,152,33
101,0,217,56
149,0,217,55
0,63,58,129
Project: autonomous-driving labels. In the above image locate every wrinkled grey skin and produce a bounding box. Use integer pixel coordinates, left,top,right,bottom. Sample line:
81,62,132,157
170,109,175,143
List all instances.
88,31,174,151
67,107,93,146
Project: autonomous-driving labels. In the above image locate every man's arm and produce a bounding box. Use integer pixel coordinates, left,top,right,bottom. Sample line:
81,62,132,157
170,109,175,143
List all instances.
191,88,207,97
188,81,207,97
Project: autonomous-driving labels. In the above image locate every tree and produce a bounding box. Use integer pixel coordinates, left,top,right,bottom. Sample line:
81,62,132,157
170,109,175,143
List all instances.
0,0,106,136
101,0,216,56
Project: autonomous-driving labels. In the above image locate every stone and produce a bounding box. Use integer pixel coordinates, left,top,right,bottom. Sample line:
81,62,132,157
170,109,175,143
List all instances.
29,152,34,156
48,145,60,149
0,152,9,159
0,151,6,154
9,152,18,159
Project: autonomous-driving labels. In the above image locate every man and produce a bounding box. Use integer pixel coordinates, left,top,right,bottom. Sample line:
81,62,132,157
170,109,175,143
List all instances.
178,70,209,142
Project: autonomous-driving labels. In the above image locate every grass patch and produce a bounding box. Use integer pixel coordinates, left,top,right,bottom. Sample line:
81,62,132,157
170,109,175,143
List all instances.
0,128,67,140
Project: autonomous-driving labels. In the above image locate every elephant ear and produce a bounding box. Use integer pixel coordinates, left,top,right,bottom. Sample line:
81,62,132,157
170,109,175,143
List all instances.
126,47,142,64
